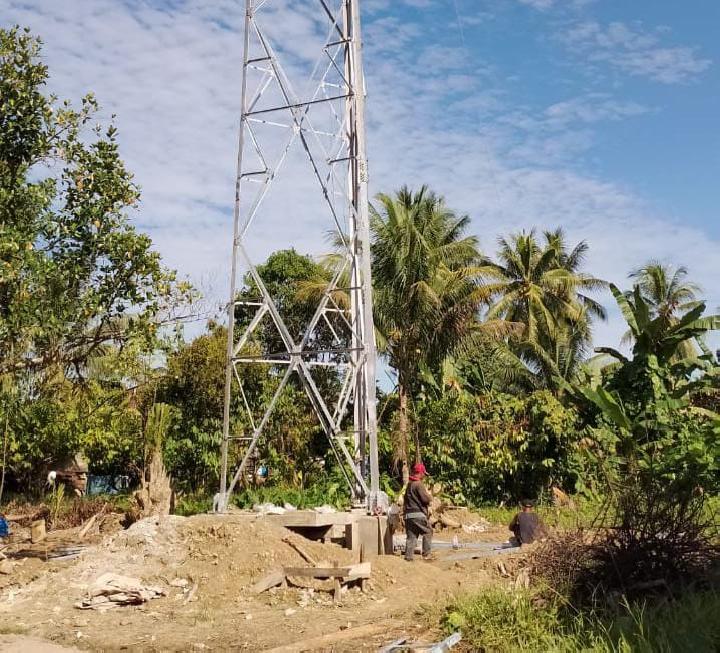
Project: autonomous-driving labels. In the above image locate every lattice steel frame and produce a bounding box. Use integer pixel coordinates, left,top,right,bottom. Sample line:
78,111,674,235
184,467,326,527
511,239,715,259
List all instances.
217,0,379,511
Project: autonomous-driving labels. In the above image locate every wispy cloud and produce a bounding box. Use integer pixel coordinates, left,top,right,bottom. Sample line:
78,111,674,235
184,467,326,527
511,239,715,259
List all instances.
518,0,596,11
560,21,712,83
4,0,717,352
544,93,649,125
365,0,436,13
519,0,555,9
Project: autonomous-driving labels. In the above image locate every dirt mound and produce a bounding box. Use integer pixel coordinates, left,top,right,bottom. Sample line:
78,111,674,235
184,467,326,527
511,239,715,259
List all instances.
0,513,501,651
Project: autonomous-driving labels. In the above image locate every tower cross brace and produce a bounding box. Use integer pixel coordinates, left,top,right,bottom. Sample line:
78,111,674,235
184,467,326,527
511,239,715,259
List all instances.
217,0,380,511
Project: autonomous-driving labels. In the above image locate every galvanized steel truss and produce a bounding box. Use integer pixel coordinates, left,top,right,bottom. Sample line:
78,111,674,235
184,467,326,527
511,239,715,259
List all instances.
217,0,379,510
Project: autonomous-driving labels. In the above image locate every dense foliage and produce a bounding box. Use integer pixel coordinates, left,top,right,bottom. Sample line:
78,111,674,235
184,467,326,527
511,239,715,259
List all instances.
1,26,718,514
418,390,582,504
0,27,191,496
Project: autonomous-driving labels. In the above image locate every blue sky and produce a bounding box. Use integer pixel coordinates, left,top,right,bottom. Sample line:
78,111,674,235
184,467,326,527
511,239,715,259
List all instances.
3,0,719,353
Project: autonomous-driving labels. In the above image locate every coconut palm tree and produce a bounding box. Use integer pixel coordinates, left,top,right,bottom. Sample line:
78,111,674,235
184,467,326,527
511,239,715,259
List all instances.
479,229,606,389
302,186,512,474
543,228,607,322
625,262,703,360
629,262,702,321
371,186,491,472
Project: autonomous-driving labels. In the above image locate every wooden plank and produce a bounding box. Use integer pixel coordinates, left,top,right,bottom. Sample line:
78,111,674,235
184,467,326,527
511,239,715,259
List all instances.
283,566,351,579
333,560,341,604
250,569,286,594
283,562,371,580
263,621,400,653
282,537,318,566
78,505,107,540
77,514,98,540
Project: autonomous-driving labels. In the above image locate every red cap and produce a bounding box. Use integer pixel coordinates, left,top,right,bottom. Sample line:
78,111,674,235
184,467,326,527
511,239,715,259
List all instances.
409,462,426,481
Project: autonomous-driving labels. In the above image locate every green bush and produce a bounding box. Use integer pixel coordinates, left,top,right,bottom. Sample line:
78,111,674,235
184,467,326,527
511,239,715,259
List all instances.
419,390,583,504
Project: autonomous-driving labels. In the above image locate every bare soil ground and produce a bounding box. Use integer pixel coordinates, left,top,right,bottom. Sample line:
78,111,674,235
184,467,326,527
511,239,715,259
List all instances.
0,513,523,651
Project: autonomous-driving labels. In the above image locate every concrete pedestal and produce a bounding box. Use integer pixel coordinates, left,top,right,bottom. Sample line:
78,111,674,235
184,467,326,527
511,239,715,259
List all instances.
268,510,392,556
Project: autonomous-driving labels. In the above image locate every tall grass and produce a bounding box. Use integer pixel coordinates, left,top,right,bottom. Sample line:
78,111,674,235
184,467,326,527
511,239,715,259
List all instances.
442,588,720,652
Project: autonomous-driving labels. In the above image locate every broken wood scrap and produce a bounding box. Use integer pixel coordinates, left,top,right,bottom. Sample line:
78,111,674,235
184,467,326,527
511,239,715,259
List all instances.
438,514,461,529
252,563,372,595
333,560,341,604
78,505,108,540
380,630,462,652
182,580,199,605
344,562,372,581
78,514,98,540
251,569,286,595
282,536,318,566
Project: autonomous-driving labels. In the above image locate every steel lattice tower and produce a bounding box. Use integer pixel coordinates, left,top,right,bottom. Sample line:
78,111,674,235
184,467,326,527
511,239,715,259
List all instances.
217,0,379,511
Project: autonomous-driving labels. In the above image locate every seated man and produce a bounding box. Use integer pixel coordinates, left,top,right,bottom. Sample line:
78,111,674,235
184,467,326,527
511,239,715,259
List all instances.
509,499,547,545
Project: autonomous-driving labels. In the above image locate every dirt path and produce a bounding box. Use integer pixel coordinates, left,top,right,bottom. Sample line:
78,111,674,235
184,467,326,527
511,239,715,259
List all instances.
0,636,81,652
0,514,520,651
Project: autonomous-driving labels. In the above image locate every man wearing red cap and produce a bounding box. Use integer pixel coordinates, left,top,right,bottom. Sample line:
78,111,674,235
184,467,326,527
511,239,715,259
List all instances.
403,462,433,561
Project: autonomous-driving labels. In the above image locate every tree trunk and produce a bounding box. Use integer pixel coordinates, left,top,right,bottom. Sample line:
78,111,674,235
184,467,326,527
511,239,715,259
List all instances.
413,425,421,465
398,375,409,484
0,408,9,506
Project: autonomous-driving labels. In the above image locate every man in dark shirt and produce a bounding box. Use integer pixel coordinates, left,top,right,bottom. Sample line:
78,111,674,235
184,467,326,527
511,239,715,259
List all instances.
403,462,434,561
509,499,547,545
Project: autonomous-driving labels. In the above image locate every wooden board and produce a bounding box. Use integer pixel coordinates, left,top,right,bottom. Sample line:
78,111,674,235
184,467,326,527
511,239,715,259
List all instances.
283,562,371,580
283,566,352,579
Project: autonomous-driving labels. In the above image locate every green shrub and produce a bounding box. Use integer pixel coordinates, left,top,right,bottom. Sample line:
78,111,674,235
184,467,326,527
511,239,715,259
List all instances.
419,390,583,504
441,588,720,652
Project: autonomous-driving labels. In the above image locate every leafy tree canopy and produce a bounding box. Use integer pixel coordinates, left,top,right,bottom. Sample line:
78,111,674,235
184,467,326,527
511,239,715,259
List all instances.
0,27,193,380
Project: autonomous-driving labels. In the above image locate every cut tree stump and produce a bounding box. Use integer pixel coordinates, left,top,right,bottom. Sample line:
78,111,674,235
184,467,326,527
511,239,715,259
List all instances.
134,450,173,518
31,519,46,543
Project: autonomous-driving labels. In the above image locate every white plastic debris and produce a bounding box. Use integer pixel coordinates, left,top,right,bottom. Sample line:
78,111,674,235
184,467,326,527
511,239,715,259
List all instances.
75,573,166,610
312,505,337,514
252,503,286,515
